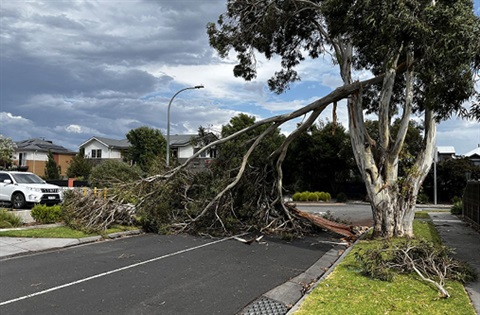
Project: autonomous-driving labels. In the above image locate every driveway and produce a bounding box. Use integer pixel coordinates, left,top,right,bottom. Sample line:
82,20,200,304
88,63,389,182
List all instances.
0,233,340,315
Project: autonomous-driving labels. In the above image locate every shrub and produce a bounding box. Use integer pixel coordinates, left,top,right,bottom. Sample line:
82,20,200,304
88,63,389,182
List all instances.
336,192,348,203
317,191,331,201
299,191,310,201
31,204,63,224
451,201,462,215
452,196,462,204
291,191,332,202
307,192,319,201
292,192,302,201
0,209,23,228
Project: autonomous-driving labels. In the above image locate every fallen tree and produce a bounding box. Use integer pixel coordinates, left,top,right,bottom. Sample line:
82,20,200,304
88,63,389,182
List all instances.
62,1,479,240
132,76,389,238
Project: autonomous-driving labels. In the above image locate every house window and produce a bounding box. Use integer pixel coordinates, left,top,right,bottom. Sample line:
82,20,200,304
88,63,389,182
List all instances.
172,148,178,158
209,148,218,159
194,148,207,158
91,149,102,158
19,153,27,166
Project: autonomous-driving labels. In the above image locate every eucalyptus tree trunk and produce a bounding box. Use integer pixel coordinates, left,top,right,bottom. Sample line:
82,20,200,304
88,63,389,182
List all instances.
335,41,437,238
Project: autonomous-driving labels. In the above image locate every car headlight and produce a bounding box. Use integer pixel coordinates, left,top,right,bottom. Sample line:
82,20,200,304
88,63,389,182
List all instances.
28,187,42,193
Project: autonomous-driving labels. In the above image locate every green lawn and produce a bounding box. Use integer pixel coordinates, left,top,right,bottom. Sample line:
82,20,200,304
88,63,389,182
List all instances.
294,220,475,315
0,226,93,238
414,211,431,219
0,225,140,238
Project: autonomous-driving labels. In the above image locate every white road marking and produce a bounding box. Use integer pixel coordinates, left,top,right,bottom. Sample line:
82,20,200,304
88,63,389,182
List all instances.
0,235,243,306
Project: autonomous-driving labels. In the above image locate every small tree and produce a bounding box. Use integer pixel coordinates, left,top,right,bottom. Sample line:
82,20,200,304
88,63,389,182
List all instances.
125,126,166,173
44,150,61,179
0,135,16,169
66,148,92,179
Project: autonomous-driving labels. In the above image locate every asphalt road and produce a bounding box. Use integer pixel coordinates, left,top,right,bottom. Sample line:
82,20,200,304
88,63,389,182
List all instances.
0,233,339,315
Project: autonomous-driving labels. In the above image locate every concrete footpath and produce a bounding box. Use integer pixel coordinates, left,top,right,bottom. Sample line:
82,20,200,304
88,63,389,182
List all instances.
429,212,480,315
0,225,142,258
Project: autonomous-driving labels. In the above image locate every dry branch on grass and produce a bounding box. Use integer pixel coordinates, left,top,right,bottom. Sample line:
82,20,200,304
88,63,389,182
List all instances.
62,190,136,233
355,240,477,298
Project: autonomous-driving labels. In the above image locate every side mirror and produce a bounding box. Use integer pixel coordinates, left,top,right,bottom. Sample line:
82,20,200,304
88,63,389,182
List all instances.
3,179,12,184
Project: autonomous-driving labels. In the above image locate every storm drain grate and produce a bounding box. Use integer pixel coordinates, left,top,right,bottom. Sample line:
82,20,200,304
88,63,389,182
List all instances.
241,296,288,315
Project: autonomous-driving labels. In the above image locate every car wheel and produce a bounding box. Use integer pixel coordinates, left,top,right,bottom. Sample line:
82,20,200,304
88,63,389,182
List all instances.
12,193,26,209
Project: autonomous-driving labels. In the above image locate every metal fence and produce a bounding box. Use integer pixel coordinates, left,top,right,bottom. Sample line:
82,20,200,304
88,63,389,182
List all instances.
463,181,480,227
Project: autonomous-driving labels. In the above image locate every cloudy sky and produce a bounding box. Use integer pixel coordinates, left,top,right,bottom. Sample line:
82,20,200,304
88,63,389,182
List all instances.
1,0,479,155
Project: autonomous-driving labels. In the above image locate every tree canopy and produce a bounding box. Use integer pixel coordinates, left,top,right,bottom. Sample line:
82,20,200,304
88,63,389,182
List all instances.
217,113,285,170
283,121,356,196
208,0,480,119
0,135,16,169
125,126,166,173
66,148,92,179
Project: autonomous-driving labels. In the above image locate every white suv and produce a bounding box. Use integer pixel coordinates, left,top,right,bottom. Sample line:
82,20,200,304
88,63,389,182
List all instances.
0,171,63,209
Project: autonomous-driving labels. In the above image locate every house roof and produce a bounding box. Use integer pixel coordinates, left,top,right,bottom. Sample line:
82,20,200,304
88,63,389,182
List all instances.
80,136,130,149
465,147,480,158
169,133,219,147
169,134,197,147
437,146,456,154
15,138,76,154
80,133,216,149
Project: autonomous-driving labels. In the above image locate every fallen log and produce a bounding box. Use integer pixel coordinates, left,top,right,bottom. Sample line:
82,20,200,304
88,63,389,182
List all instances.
287,203,362,239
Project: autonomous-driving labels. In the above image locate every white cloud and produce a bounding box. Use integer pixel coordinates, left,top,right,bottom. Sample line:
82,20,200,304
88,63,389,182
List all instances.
65,125,82,133
0,112,29,122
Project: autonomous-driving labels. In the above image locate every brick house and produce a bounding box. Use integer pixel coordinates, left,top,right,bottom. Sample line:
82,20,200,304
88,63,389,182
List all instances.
13,138,76,177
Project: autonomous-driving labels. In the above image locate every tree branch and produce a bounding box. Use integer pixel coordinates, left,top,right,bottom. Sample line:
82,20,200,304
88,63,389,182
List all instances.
146,71,394,184
391,50,414,160
187,123,280,226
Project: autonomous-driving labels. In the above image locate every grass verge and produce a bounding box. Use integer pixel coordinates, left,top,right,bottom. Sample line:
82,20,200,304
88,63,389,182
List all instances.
0,225,140,238
414,211,431,219
0,226,93,238
294,220,475,315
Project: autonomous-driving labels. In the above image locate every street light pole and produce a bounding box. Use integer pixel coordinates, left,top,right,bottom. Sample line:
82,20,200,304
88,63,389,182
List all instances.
166,85,204,166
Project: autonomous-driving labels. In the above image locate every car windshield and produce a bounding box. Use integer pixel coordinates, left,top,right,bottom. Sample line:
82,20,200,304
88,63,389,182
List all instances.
12,173,45,184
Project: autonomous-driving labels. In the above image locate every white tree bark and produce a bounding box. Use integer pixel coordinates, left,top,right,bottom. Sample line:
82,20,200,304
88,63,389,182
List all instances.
337,39,436,238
